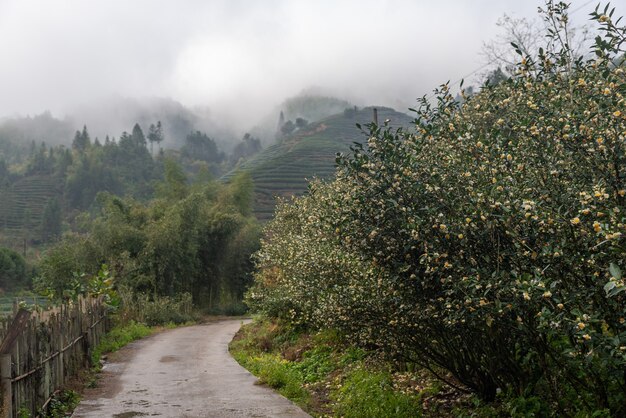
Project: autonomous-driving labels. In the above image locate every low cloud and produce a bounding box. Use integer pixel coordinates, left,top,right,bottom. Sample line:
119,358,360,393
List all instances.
0,0,592,134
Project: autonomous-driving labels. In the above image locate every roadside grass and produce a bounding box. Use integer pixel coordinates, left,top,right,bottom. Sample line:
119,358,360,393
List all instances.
230,319,310,407
332,368,421,418
229,318,465,417
90,320,154,367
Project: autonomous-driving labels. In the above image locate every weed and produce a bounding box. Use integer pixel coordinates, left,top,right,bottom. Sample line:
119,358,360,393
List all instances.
331,368,421,418
43,390,80,418
291,345,335,384
91,321,152,366
230,319,436,417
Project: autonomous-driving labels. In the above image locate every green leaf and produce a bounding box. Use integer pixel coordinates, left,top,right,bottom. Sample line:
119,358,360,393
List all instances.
613,287,626,297
609,263,622,280
604,281,616,294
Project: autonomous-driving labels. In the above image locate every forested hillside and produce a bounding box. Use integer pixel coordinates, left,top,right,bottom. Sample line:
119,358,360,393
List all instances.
1,121,261,239
226,107,413,219
0,124,160,252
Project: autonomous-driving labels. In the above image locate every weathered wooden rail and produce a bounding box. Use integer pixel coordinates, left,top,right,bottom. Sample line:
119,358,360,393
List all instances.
0,296,109,417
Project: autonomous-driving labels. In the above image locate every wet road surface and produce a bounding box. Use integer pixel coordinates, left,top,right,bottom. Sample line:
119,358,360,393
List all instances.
72,319,310,418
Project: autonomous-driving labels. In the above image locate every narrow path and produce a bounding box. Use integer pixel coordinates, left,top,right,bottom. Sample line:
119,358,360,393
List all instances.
72,319,310,418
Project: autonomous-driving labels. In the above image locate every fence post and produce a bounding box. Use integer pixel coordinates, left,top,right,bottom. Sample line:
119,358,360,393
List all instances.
83,331,91,368
1,354,11,418
0,309,29,418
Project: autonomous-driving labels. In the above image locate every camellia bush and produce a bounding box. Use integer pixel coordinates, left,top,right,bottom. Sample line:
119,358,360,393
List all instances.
247,2,626,414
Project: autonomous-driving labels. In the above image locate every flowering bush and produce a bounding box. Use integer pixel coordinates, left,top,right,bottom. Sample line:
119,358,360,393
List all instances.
248,2,626,414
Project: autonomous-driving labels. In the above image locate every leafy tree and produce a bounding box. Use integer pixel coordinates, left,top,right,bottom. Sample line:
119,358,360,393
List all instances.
295,117,309,129
72,125,91,152
26,142,55,174
156,158,188,201
0,247,27,289
280,120,295,135
147,121,164,155
181,131,223,164
65,153,122,209
231,134,262,163
111,128,157,198
0,157,8,180
54,147,72,177
39,174,260,310
228,172,254,217
484,67,508,86
41,197,62,242
36,237,101,299
275,110,287,139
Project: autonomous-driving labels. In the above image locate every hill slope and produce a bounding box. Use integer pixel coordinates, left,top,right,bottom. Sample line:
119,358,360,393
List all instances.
0,175,64,249
226,107,413,220
249,95,354,143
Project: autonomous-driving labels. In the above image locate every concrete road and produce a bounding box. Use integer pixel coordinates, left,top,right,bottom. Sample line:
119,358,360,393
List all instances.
72,319,310,418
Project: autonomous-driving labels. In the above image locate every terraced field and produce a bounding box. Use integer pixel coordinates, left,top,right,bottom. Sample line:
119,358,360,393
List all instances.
0,175,64,233
225,107,414,220
0,295,47,316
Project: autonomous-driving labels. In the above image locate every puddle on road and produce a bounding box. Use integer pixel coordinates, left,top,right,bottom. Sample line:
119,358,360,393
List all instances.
102,362,125,372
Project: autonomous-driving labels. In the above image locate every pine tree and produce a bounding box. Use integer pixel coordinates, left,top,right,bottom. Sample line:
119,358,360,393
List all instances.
146,121,164,155
72,125,91,152
131,123,146,147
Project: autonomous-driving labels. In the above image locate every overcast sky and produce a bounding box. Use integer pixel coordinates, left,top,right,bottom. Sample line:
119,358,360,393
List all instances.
0,0,597,127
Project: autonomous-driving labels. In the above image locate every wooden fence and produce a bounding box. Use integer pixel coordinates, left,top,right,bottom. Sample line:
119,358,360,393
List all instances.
0,296,109,417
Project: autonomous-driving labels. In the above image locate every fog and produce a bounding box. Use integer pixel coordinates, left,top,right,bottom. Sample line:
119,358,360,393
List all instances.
0,0,593,139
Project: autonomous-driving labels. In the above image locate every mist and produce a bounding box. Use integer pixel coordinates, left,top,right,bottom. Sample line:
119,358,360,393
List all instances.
0,0,591,140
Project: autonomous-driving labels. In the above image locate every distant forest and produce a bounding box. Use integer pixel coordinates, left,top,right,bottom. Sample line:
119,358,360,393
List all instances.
0,94,361,293
0,119,261,249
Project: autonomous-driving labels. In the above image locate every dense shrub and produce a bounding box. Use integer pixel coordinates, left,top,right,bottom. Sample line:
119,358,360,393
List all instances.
0,247,28,289
247,2,626,414
37,168,260,311
117,287,195,326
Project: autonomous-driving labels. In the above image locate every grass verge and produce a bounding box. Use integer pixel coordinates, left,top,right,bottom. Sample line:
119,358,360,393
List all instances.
229,318,468,417
90,320,154,367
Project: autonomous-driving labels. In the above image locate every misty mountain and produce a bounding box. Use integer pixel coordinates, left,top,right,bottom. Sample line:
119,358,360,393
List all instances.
68,96,240,150
0,112,74,147
0,94,363,164
250,95,354,143
0,97,243,154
